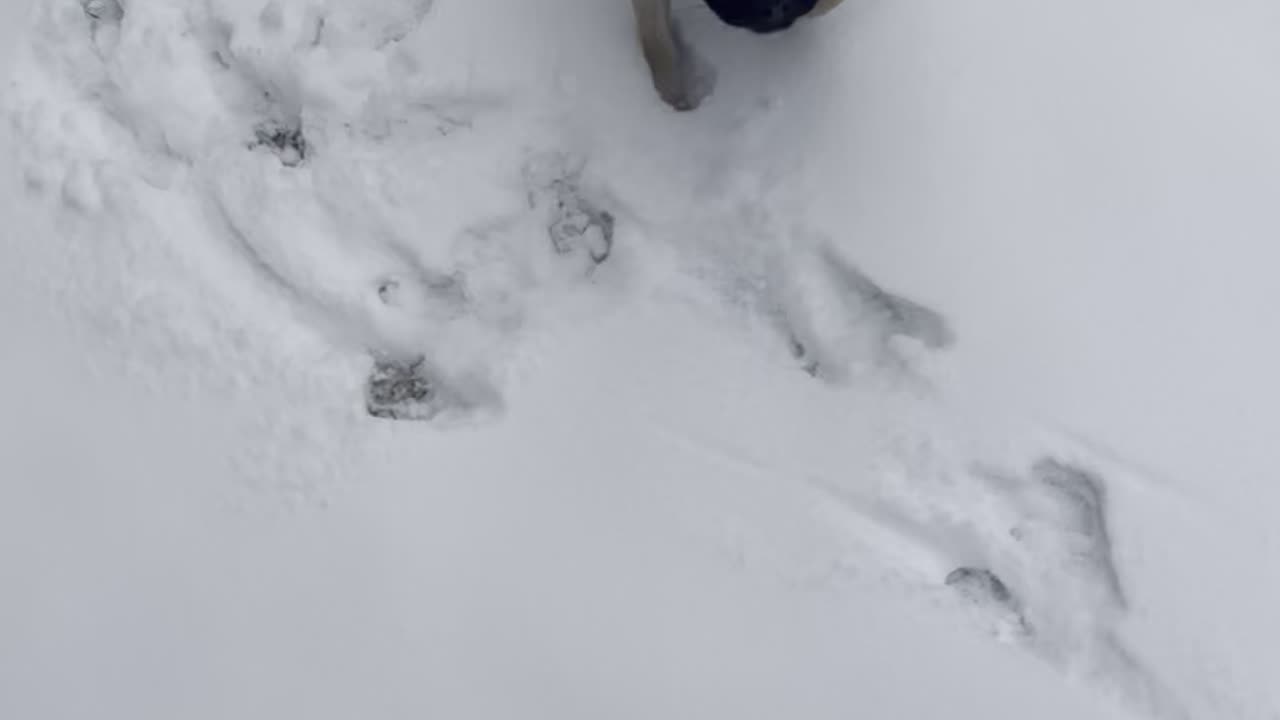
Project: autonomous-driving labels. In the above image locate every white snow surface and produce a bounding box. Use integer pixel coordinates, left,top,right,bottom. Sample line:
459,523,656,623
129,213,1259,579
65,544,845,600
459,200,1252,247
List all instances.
3,0,1279,718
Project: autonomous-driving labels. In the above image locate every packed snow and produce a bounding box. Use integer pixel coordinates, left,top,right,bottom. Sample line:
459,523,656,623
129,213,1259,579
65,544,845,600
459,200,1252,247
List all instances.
3,0,1279,718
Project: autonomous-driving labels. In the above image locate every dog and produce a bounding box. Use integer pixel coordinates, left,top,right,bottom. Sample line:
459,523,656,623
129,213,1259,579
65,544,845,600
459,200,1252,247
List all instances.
632,0,845,110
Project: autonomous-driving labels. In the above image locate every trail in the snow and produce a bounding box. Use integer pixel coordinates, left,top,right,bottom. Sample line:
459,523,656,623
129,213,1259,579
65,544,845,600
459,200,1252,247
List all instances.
5,0,1280,718
633,342,1188,718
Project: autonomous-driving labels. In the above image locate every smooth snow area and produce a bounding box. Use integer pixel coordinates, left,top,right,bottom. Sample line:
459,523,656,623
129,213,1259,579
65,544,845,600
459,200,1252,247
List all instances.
3,0,1279,718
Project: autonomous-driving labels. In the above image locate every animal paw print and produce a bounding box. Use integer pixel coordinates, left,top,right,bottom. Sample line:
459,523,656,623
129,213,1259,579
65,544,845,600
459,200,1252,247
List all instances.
523,154,615,268
365,355,438,421
946,566,1032,641
82,0,122,22
251,121,308,167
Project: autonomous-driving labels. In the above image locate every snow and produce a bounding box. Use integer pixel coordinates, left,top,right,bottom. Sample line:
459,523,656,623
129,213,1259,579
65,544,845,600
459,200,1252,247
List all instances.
3,0,1279,718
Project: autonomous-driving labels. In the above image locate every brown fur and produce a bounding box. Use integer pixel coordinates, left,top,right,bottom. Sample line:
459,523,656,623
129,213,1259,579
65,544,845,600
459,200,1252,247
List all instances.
631,0,845,110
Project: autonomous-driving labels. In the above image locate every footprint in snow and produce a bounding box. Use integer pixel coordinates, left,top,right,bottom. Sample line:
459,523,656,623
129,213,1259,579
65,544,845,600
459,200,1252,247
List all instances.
776,239,954,381
365,355,438,421
1018,458,1127,610
523,153,616,271
82,0,122,22
251,121,308,167
945,566,1032,641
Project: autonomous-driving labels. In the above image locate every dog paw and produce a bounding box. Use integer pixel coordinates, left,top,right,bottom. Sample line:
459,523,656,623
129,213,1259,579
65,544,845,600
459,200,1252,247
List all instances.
653,70,702,112
656,51,715,111
643,20,715,111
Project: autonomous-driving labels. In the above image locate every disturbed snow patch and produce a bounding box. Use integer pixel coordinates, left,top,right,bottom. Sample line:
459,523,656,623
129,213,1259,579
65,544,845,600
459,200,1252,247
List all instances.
794,416,1185,718
6,0,633,422
5,0,955,421
2,1,1193,715
777,239,954,380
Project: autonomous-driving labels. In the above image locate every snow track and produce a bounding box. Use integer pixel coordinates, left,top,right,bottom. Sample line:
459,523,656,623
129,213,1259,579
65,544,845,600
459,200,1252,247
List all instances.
5,0,1280,718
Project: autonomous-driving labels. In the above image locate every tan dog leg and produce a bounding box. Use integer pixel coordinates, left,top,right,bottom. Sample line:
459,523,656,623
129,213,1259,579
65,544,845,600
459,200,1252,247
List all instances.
632,0,700,110
808,0,845,16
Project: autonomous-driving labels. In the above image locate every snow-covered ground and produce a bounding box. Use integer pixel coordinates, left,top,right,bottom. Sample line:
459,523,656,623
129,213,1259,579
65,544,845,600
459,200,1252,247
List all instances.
3,0,1278,718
